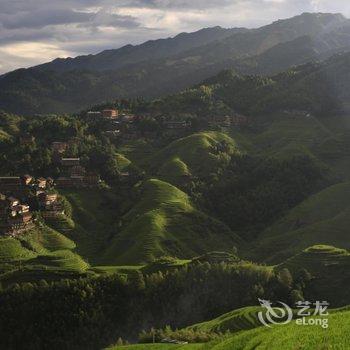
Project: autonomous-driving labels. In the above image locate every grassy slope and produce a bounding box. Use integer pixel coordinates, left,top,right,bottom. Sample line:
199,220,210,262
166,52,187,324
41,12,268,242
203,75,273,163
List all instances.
250,182,350,263
0,129,11,142
279,245,350,305
110,308,350,349
252,115,332,158
0,224,89,286
116,153,132,171
61,189,118,265
108,345,203,350
103,179,241,265
151,132,241,186
317,115,350,180
209,309,350,350
189,306,265,334
280,245,350,277
249,114,350,182
118,140,158,168
0,188,127,284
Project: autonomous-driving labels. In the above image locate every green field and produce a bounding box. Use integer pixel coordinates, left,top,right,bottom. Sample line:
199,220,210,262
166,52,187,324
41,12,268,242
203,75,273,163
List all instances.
251,182,350,263
108,345,204,350
116,153,132,171
108,308,350,350
189,306,266,334
244,114,350,181
252,115,332,158
278,245,350,304
61,189,119,265
103,179,241,265
118,139,158,168
0,224,90,286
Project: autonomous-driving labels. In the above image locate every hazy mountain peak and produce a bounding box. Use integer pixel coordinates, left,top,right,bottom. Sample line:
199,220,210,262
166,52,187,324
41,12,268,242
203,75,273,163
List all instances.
1,12,350,115
267,12,348,33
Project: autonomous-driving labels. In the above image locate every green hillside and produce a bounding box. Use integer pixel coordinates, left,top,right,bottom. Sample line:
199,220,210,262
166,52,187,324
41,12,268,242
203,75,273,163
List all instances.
61,189,119,265
278,245,350,305
251,182,350,263
0,237,36,262
0,129,11,142
248,113,350,181
116,153,132,171
109,308,350,349
280,245,350,276
252,115,332,160
204,308,350,350
103,179,241,265
108,345,203,350
152,132,241,185
0,224,89,286
189,306,266,334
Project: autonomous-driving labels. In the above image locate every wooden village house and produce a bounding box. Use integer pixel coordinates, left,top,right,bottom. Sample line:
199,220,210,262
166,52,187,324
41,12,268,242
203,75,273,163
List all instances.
0,194,33,236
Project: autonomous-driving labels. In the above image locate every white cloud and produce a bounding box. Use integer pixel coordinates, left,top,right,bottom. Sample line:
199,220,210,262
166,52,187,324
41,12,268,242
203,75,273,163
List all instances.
0,42,71,72
310,0,350,15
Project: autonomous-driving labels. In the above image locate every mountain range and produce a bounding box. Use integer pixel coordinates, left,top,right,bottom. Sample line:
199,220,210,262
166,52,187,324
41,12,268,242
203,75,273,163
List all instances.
1,12,350,115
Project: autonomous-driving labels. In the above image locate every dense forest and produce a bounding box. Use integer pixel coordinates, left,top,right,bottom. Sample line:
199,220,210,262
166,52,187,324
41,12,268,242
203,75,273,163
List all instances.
0,261,311,349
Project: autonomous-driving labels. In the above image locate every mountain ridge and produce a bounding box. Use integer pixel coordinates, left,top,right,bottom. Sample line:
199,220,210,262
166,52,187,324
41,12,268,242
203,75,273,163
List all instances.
34,26,247,73
1,12,350,115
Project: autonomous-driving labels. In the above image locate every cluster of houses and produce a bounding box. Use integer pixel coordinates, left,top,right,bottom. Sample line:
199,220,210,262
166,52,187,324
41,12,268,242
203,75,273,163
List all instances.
281,110,312,118
87,109,250,140
87,109,143,138
86,109,200,143
0,149,101,236
51,142,101,188
0,193,33,236
87,109,119,119
87,109,138,127
0,175,63,236
209,114,250,128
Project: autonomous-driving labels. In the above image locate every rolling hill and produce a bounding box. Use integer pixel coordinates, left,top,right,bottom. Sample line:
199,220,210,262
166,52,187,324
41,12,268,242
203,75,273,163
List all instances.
208,308,350,350
251,182,350,263
102,179,241,265
59,188,120,265
278,245,350,305
151,131,242,186
107,307,350,349
0,223,89,287
188,306,267,334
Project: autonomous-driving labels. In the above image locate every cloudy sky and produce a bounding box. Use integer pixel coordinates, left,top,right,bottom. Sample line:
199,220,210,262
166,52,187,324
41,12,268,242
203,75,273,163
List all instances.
0,0,349,74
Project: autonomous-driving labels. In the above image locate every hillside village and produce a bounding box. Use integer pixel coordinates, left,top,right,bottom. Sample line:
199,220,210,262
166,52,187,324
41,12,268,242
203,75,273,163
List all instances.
0,175,55,236
85,108,250,140
0,143,101,236
52,141,100,189
0,107,251,239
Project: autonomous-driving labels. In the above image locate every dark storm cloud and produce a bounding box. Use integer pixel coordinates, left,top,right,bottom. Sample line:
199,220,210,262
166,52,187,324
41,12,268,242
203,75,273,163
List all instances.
0,0,313,32
0,7,140,30
0,9,93,29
